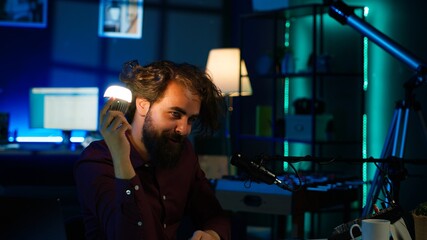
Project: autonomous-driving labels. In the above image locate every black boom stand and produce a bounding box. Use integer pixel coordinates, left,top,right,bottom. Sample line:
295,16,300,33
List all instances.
362,76,427,217
325,0,427,217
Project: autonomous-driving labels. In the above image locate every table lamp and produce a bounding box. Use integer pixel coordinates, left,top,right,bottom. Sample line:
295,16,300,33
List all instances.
206,48,252,175
206,48,252,99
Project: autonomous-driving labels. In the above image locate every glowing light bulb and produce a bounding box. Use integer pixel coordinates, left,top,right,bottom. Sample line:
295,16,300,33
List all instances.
103,85,132,114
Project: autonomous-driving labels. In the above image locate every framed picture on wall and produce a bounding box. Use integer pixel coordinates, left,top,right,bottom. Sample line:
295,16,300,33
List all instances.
0,0,48,28
98,0,143,39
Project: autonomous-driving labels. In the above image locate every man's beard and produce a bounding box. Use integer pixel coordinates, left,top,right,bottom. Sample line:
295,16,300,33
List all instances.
142,111,185,169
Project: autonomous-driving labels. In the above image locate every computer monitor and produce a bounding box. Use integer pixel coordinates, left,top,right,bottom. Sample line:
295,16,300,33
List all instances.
29,87,99,141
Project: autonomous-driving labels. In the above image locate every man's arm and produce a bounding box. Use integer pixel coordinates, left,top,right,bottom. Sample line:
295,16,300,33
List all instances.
99,98,135,179
186,158,231,240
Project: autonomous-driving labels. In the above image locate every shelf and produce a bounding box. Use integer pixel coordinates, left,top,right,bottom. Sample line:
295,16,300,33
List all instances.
241,4,364,20
253,71,363,80
236,3,366,159
238,134,361,145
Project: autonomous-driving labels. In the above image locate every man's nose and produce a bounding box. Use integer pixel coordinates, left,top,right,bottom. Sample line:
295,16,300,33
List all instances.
175,119,191,136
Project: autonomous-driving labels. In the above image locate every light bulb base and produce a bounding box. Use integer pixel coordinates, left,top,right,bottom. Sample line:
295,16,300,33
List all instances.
110,100,130,114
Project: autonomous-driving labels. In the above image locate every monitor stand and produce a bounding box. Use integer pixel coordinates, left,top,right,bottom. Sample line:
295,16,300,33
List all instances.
59,130,75,151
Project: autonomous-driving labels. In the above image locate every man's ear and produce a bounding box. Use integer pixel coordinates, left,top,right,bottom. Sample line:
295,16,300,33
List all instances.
135,98,150,116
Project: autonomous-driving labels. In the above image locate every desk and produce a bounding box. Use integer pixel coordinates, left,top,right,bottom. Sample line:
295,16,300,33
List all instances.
215,176,361,238
0,148,80,186
0,147,83,223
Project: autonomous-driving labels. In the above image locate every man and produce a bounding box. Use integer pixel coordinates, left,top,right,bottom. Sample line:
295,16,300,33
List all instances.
74,60,230,240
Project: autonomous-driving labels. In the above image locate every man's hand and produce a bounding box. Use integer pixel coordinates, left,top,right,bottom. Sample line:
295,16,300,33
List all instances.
100,98,135,179
190,230,220,240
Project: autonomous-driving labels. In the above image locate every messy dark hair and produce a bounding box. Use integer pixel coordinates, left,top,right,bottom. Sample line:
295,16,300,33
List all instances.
119,60,225,136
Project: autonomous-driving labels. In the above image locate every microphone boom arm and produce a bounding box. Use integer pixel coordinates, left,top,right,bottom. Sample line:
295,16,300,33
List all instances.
326,0,427,89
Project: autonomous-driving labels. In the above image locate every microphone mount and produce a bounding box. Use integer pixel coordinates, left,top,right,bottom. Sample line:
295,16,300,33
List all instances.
230,153,302,192
325,0,427,93
324,0,427,216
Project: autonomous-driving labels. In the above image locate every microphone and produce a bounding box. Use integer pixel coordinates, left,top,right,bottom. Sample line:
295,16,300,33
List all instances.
231,153,290,190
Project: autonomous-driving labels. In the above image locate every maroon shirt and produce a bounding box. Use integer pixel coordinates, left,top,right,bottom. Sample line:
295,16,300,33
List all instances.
74,139,230,240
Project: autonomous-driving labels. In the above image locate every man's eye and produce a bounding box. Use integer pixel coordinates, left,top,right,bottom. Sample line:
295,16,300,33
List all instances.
188,117,198,124
171,111,181,118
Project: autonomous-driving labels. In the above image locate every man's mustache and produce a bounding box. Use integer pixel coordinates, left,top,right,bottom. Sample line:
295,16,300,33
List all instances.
167,132,185,143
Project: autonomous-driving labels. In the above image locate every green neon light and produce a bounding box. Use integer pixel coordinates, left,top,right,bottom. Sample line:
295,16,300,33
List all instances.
363,114,368,158
363,37,369,91
284,77,289,171
283,141,289,171
284,19,290,116
362,6,369,208
284,21,290,48
284,77,290,114
283,20,290,171
364,7,369,16
363,114,368,207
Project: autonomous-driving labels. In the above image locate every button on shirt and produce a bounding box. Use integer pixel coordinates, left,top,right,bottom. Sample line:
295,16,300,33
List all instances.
74,139,230,240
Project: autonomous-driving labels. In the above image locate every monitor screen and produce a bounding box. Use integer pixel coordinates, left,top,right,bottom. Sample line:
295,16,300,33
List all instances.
29,87,99,131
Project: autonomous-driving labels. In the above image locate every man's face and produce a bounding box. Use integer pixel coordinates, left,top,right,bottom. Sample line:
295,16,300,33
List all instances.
141,81,201,168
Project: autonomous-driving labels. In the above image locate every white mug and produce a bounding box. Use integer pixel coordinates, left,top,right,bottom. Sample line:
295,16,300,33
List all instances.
350,219,391,240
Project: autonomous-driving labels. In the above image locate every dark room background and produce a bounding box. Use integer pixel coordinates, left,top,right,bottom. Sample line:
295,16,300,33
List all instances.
1,0,427,238
0,0,230,139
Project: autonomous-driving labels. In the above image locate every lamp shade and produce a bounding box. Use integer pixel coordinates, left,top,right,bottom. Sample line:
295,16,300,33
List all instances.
206,48,252,97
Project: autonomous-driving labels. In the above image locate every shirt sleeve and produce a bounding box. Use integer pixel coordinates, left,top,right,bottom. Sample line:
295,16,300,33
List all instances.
186,159,231,240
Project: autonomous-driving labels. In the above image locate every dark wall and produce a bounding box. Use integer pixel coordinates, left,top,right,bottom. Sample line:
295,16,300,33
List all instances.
0,0,227,138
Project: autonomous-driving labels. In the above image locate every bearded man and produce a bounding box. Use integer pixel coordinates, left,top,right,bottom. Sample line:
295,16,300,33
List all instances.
74,60,230,240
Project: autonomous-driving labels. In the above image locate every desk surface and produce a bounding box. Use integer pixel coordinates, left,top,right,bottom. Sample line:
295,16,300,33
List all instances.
0,146,82,186
0,142,84,153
